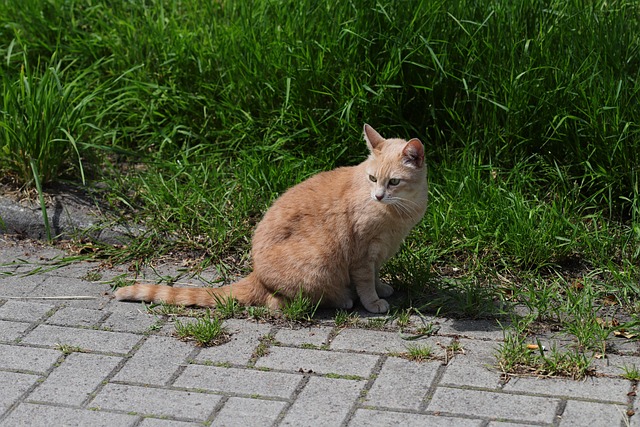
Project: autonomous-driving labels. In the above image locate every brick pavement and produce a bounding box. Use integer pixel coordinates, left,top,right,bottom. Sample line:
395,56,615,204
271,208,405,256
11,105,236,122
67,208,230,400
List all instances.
0,238,638,426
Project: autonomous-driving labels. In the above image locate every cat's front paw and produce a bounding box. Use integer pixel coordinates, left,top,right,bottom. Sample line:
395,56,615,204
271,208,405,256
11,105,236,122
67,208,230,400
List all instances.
363,298,390,314
375,283,394,298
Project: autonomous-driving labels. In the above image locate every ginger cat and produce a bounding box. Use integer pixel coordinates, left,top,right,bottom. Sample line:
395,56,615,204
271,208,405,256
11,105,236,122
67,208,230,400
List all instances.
115,124,428,313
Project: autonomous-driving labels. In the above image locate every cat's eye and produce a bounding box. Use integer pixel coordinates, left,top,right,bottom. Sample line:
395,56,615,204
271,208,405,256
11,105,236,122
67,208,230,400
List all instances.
368,175,377,182
388,178,401,186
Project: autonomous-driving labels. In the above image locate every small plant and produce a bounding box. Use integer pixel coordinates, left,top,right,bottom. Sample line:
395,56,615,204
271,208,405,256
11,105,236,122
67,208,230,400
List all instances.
247,305,270,320
404,344,434,362
334,309,360,327
281,289,319,323
55,343,86,355
83,271,103,282
390,308,413,328
621,365,640,381
212,293,244,319
174,310,229,347
252,334,276,360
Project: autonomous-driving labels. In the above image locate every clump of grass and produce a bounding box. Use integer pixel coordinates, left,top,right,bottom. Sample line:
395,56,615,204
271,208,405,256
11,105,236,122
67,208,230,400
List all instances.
334,309,360,328
281,289,319,323
173,310,229,347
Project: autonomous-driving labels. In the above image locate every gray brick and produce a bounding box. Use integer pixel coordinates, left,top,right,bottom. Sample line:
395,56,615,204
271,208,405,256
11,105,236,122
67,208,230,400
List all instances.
349,409,483,427
592,354,640,377
275,326,333,347
255,346,378,378
174,365,302,399
1,402,137,427
45,307,104,327
212,397,287,427
440,357,503,390
0,276,42,297
28,352,122,405
113,335,194,385
427,387,560,423
0,300,54,322
0,372,39,412
139,419,200,427
280,376,365,426
330,328,450,355
504,376,631,403
90,383,221,421
559,400,628,427
437,318,505,341
103,307,162,334
22,324,141,354
35,277,111,310
195,318,272,366
365,357,440,410
0,320,29,341
0,343,61,373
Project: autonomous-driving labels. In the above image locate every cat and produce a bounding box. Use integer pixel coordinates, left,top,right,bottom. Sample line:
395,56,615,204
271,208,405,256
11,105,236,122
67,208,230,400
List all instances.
115,124,428,313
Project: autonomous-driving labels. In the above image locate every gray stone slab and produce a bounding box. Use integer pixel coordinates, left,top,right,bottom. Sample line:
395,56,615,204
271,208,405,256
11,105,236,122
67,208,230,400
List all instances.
349,409,483,427
274,326,333,347
102,307,163,334
113,335,194,385
504,376,631,404
440,340,503,389
32,276,111,310
139,419,200,427
365,357,440,410
330,328,450,356
255,346,379,378
0,276,42,297
0,371,40,412
90,383,221,420
0,300,54,322
22,324,141,354
212,397,287,427
0,343,61,373
559,400,628,427
427,387,560,423
174,365,302,399
437,318,505,341
1,402,138,426
28,352,122,405
280,376,365,426
195,318,272,366
593,354,640,377
0,320,29,341
45,307,105,327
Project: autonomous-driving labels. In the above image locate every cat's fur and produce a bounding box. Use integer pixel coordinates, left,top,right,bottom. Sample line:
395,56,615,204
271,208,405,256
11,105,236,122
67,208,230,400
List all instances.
115,124,428,313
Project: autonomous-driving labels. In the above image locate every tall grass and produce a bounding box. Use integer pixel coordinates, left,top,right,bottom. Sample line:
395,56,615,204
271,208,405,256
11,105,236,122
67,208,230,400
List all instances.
0,0,638,277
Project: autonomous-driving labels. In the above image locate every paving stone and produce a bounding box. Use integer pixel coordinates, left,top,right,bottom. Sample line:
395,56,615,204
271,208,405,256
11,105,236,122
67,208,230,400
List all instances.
504,376,631,404
274,326,333,347
102,307,162,334
559,400,628,427
0,343,61,373
440,339,503,389
1,402,138,426
0,300,54,322
28,352,122,405
195,318,272,366
34,277,111,310
427,387,560,423
45,307,105,327
255,346,379,378
349,409,483,427
0,276,43,297
0,372,40,412
22,324,141,354
174,365,302,399
330,328,450,356
0,320,29,341
365,357,440,410
139,419,200,427
592,354,640,377
113,335,194,385
436,318,504,341
280,376,365,426
212,397,287,427
90,383,221,421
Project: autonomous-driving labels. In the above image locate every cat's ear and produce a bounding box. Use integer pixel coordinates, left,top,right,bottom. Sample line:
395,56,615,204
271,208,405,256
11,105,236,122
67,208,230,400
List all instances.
402,138,425,168
363,124,385,153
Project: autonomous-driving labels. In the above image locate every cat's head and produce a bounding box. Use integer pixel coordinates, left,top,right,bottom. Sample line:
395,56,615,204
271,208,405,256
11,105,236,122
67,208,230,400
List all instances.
363,124,427,213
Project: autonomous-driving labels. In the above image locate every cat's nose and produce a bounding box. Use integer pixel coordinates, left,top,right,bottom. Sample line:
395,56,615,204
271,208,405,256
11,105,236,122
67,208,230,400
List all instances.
375,194,384,201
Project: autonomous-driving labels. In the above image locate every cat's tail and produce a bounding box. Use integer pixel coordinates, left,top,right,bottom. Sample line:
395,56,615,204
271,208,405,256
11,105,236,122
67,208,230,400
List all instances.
114,273,277,308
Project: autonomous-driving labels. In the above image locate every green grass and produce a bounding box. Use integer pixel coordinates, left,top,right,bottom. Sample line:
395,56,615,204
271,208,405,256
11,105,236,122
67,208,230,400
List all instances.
1,0,639,377
173,310,228,346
